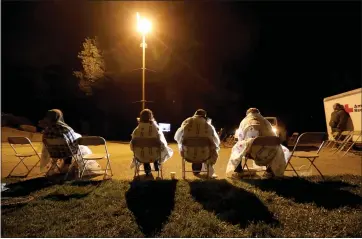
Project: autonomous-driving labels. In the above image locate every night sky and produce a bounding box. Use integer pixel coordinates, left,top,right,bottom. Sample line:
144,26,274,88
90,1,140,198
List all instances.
2,1,361,140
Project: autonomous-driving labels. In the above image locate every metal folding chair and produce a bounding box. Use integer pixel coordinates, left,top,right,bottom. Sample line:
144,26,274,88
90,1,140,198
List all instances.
43,138,80,180
285,132,327,179
131,137,163,179
287,132,299,147
77,136,113,180
242,136,281,178
7,137,42,178
321,131,340,150
338,131,362,158
330,131,353,153
181,137,212,179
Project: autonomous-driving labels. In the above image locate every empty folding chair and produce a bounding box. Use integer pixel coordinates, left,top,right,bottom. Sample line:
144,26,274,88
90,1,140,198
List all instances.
7,137,42,178
321,131,340,150
131,137,163,179
242,136,281,178
339,131,362,158
287,132,299,147
181,137,212,179
330,131,353,153
285,132,327,179
43,138,80,179
77,136,113,180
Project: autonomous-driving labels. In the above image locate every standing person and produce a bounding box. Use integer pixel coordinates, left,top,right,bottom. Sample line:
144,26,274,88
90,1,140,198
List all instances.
174,109,220,178
226,108,291,178
329,103,349,138
130,109,173,176
40,109,101,176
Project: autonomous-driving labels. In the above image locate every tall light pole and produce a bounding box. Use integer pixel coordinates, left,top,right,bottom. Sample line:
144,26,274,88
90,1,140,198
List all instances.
137,13,152,110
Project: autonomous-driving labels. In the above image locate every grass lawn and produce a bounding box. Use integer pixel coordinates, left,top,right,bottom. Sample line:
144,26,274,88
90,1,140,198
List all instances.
1,175,362,237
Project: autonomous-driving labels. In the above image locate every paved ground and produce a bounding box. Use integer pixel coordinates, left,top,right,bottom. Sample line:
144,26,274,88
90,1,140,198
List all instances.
1,141,361,180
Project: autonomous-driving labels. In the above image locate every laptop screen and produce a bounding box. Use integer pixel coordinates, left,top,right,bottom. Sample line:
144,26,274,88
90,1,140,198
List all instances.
159,123,171,132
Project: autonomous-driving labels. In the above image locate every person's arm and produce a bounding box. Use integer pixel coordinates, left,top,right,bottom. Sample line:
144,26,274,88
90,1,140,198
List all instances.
174,118,189,143
174,127,184,144
210,125,220,147
337,111,348,130
130,128,137,150
329,112,337,128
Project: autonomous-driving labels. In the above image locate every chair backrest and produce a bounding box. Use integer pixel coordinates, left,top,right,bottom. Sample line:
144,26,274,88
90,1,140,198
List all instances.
292,132,327,154
131,138,161,163
251,136,281,146
43,137,74,158
182,137,211,147
131,137,161,148
247,136,281,166
77,136,106,146
181,137,211,163
8,137,31,145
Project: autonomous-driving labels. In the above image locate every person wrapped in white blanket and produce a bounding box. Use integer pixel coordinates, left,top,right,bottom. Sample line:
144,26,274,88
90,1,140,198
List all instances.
39,109,102,177
174,109,220,178
130,109,173,175
226,108,291,178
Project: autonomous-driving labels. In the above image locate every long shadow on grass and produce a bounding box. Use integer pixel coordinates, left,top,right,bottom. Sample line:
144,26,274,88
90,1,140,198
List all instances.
1,177,54,198
125,180,177,237
43,193,90,201
189,180,278,228
243,177,362,209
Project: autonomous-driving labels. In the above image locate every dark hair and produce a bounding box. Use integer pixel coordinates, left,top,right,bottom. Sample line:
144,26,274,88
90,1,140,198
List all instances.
139,109,154,123
246,108,260,115
194,109,207,118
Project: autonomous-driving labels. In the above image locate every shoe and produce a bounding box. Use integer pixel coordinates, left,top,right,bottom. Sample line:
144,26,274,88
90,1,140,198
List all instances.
262,171,275,179
193,172,201,176
211,174,218,179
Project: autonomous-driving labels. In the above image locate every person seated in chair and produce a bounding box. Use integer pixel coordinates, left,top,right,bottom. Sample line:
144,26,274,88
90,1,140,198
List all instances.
40,109,101,176
130,109,173,176
226,108,291,178
174,109,220,178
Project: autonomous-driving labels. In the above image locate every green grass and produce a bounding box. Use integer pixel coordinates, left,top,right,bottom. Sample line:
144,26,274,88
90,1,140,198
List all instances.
1,175,362,237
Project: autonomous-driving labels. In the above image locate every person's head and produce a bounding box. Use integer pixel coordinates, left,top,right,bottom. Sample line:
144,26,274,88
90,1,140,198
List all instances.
333,103,344,111
246,108,260,115
44,109,64,125
194,109,207,118
139,109,154,123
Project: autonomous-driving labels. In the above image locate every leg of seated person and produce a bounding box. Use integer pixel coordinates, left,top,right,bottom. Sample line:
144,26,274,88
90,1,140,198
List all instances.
64,157,72,165
234,162,243,173
144,163,151,174
153,161,159,171
192,163,202,174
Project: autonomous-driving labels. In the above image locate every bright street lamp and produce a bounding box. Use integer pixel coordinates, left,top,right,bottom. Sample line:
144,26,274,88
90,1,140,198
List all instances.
137,13,152,110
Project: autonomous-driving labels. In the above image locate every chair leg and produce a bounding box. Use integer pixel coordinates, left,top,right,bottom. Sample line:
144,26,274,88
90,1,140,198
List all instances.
308,157,324,180
160,164,163,179
6,159,24,178
182,158,186,179
286,160,300,177
207,164,210,179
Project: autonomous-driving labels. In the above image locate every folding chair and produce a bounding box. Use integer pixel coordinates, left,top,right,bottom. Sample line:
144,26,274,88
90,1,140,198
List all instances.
131,137,163,179
7,137,42,178
330,131,353,153
77,136,113,180
321,131,340,150
338,131,362,158
287,132,299,147
242,136,281,178
181,137,212,179
285,132,327,179
43,138,80,180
